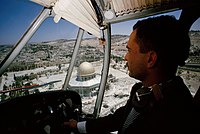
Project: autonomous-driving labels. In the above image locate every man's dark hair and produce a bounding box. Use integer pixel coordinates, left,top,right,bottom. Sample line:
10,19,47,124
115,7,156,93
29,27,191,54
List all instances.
133,15,191,67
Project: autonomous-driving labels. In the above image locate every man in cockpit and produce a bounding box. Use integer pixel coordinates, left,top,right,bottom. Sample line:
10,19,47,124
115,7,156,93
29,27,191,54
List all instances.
64,15,196,134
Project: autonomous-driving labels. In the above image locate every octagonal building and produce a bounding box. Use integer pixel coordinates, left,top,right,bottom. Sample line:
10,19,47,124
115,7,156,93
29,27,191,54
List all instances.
69,62,101,97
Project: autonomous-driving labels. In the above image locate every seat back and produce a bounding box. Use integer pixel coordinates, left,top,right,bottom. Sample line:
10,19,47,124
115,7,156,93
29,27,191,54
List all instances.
194,86,200,106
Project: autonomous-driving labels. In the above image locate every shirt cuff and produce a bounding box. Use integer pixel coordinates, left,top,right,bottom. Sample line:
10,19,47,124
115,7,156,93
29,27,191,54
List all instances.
77,121,87,133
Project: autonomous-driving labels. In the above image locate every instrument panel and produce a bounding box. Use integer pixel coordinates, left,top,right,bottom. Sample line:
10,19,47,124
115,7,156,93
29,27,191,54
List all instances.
0,90,82,134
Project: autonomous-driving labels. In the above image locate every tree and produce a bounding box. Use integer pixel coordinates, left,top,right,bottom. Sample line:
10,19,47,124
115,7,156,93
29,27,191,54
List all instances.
3,84,8,90
14,74,17,81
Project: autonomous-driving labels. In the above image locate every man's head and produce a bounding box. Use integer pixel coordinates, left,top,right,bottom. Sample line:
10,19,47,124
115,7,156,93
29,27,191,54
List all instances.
125,15,191,82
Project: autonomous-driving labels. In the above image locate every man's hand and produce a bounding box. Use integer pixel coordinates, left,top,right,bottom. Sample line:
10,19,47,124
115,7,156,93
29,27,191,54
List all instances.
63,119,78,129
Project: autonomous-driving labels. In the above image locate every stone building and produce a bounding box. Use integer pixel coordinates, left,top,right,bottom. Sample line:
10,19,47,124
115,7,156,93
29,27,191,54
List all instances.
69,62,101,97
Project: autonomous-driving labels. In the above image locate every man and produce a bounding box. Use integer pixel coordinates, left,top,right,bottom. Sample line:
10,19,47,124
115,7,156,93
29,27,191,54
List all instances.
64,15,196,134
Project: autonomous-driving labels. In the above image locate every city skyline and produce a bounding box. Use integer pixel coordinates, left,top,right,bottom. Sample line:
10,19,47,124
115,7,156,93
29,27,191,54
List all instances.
0,0,200,45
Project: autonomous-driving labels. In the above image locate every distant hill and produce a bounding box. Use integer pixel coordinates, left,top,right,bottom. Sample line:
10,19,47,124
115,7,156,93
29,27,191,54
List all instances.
0,31,199,64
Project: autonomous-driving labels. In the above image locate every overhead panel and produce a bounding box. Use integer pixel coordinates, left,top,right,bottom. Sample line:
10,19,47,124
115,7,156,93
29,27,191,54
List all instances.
111,0,172,16
30,0,101,38
102,0,183,23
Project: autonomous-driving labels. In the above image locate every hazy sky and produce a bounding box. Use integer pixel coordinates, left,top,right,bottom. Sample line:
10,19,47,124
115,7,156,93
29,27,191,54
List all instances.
0,0,200,45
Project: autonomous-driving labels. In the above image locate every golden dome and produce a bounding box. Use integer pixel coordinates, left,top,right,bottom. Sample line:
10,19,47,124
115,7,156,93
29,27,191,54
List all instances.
78,62,95,76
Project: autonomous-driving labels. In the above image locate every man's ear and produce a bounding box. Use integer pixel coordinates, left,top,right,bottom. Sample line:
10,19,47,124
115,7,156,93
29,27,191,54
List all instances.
147,51,157,68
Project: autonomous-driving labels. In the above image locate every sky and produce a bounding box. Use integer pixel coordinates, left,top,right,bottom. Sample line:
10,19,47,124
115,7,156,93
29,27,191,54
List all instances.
0,0,200,45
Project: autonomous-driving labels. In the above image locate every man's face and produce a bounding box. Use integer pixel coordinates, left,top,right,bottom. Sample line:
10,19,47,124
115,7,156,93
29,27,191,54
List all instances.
124,30,148,81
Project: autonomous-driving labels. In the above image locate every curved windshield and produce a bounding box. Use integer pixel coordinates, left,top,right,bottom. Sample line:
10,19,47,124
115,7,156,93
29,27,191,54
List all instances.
0,1,199,117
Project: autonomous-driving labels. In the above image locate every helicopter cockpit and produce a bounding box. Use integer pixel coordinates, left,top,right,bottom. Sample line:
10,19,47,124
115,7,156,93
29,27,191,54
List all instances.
0,0,200,134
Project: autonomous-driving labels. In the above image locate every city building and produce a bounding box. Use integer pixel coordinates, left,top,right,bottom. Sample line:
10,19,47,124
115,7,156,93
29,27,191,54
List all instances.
69,62,101,97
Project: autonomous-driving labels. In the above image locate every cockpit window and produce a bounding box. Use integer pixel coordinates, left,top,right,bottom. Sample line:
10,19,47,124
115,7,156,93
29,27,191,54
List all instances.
178,18,200,96
0,1,199,118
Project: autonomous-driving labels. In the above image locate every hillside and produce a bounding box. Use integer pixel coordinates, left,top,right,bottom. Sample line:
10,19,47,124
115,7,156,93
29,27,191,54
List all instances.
0,32,199,68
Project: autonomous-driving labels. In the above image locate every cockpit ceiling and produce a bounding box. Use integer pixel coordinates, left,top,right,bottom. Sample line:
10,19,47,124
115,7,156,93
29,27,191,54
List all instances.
30,0,199,36
30,0,183,8
109,0,181,16
31,0,101,38
102,0,199,23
